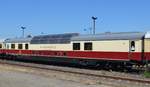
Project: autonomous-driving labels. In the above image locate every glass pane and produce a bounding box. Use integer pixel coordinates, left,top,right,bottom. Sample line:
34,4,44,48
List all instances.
84,42,92,50
18,44,23,49
31,33,79,44
0,44,2,48
73,43,80,50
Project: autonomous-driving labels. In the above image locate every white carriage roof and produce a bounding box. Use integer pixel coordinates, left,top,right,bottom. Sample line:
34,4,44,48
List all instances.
71,32,146,41
4,37,32,43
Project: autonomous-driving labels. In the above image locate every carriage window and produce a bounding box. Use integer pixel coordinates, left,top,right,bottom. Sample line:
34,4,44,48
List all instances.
0,44,2,48
25,44,29,50
18,44,23,49
84,42,92,50
6,44,9,49
73,43,80,50
11,44,15,49
131,41,135,51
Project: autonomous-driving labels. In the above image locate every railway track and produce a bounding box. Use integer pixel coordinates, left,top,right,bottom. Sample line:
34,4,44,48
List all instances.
0,59,150,85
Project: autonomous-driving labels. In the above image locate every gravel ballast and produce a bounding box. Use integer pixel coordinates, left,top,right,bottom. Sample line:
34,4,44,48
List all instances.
0,66,111,87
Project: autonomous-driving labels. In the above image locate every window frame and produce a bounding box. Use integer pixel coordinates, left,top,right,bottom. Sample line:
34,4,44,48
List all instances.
73,43,80,50
18,44,23,49
25,44,29,50
11,44,15,49
130,41,135,52
84,42,93,51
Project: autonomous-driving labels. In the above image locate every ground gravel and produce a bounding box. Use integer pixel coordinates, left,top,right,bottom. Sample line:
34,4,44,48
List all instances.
0,63,150,87
0,67,111,87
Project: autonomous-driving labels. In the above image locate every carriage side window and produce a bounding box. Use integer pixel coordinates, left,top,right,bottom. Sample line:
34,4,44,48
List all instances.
73,43,80,50
25,44,29,50
18,44,23,49
0,44,2,48
84,42,92,50
131,41,135,51
11,44,15,49
6,44,9,49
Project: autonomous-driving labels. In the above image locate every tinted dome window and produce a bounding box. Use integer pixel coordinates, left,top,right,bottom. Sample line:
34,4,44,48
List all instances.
31,33,79,44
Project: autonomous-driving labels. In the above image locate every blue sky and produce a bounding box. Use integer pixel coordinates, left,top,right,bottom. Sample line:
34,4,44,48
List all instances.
0,0,150,38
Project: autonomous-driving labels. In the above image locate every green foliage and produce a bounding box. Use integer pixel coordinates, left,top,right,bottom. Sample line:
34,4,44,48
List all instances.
144,71,150,78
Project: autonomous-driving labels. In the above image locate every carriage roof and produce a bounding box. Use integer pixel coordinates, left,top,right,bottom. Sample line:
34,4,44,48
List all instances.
71,32,146,41
3,32,150,43
30,33,79,44
4,37,32,43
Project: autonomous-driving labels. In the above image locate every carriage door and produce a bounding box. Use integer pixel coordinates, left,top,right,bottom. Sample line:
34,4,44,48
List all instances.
129,41,135,60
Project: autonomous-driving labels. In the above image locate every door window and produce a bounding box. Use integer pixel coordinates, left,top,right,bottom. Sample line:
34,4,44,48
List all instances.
131,41,135,51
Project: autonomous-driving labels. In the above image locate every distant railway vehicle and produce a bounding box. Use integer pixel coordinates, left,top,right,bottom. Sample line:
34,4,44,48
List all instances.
0,32,150,68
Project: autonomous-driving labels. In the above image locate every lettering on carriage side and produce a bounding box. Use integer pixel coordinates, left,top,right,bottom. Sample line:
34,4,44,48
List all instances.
40,46,56,49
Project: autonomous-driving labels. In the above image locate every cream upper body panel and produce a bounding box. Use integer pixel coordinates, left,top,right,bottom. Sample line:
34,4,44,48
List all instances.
133,40,142,52
72,40,142,52
4,42,30,50
144,39,150,52
145,32,150,52
29,44,72,51
93,40,129,52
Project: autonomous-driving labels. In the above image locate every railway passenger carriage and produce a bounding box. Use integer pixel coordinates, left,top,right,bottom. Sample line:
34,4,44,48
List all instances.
4,38,31,50
0,32,150,68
